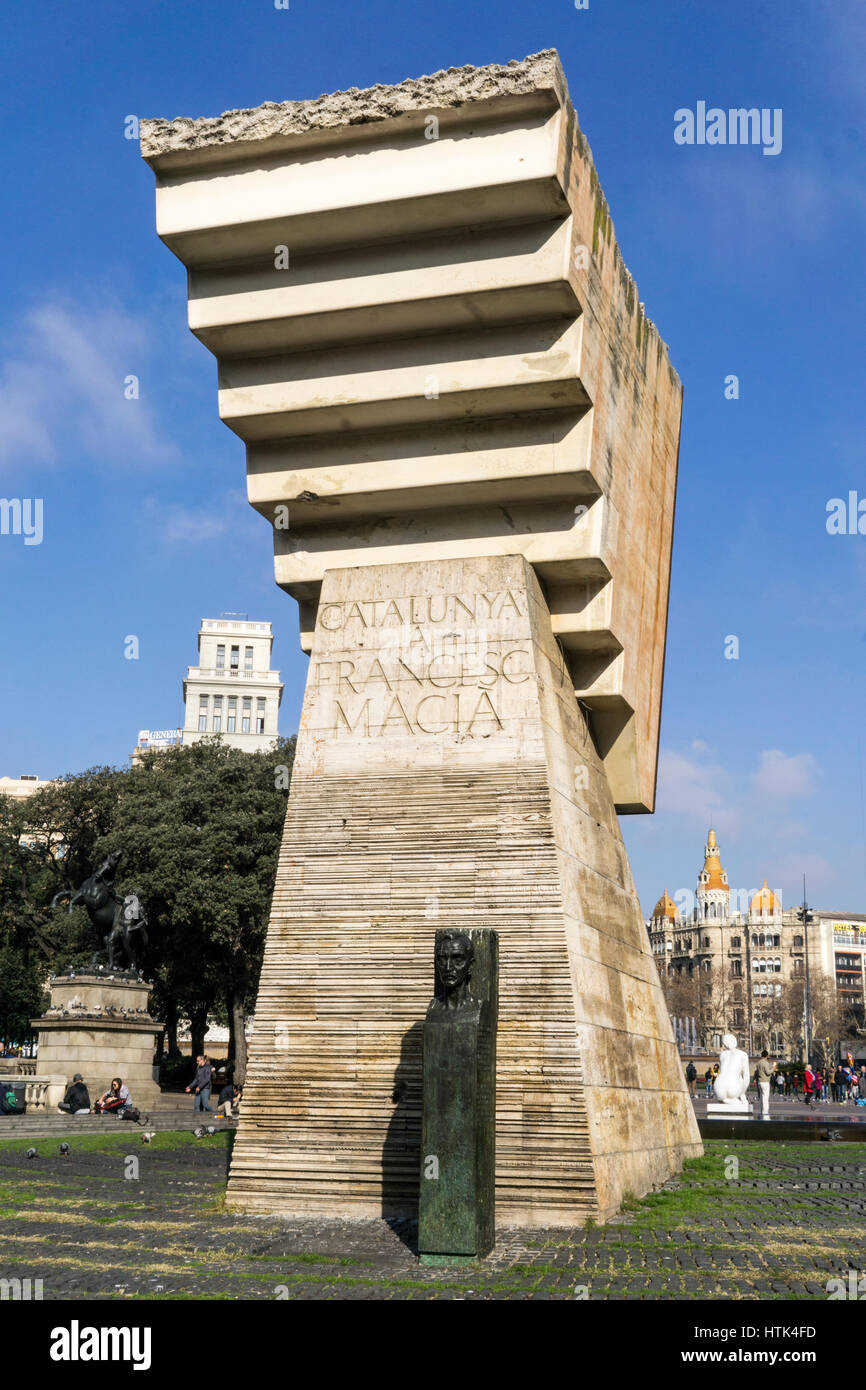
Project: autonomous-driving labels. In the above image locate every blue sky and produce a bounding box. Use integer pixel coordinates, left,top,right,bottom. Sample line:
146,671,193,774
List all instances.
1,0,864,916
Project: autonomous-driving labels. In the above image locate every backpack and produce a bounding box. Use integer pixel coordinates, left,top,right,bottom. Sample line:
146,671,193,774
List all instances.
120,1107,141,1123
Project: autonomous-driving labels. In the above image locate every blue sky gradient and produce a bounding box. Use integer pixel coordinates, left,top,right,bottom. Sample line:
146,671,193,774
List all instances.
1,0,863,915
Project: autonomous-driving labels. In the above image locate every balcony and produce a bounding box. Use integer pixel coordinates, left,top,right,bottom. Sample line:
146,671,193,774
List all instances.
186,666,281,683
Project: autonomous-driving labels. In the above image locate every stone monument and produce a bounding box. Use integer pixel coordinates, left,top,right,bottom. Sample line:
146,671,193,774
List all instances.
707,1034,751,1116
38,855,161,1107
33,974,162,1111
419,928,497,1263
141,49,702,1224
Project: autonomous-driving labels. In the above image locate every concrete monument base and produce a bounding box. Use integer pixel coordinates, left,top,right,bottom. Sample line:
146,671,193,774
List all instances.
226,556,702,1225
33,974,162,1111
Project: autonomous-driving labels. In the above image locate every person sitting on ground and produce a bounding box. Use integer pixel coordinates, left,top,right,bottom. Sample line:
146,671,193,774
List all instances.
94,1077,132,1115
215,1082,242,1119
58,1073,90,1115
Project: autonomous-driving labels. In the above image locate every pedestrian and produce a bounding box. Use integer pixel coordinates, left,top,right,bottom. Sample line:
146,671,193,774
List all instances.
858,1067,866,1105
803,1063,816,1106
704,1067,713,1098
775,1070,785,1101
185,1054,213,1112
685,1061,697,1097
58,1073,90,1115
755,1050,776,1119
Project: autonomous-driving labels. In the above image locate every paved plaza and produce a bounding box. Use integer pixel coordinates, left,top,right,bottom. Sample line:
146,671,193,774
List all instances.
1,1131,865,1300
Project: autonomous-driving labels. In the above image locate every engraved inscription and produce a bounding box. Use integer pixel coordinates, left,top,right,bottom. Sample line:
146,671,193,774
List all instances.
314,589,533,739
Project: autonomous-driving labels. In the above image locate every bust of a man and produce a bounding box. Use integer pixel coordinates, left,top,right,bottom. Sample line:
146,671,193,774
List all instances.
430,930,477,1014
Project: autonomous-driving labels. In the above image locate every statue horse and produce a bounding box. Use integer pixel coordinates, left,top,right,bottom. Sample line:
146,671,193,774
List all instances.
106,893,149,972
51,851,147,972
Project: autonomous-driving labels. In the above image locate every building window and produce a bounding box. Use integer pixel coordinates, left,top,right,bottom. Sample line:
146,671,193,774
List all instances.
227,696,237,733
731,960,742,978
230,645,239,669
703,936,710,948
198,694,208,733
793,934,803,947
256,696,266,734
216,645,225,669
242,717,250,733
732,1008,743,1026
213,694,223,732
244,646,253,671
198,715,207,732
731,936,741,948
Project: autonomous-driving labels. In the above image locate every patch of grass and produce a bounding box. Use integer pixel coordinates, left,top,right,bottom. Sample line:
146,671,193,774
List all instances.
243,1251,373,1268
0,1129,232,1156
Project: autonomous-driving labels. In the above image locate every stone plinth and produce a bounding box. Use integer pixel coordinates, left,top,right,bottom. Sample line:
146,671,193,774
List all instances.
223,556,701,1224
33,975,162,1110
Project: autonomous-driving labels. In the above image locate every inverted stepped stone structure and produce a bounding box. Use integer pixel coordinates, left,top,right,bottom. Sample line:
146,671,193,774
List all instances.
142,49,701,1225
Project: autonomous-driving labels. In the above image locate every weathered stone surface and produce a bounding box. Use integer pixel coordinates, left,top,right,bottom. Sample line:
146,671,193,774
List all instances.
33,975,162,1109
141,49,682,811
142,55,699,1226
140,50,566,161
225,556,700,1224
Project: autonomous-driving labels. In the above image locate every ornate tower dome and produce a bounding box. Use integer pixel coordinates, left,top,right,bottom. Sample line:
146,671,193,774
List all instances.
749,879,781,922
696,828,730,923
652,890,678,923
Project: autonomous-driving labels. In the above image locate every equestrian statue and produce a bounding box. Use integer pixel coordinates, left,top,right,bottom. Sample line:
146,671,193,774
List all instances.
51,851,149,973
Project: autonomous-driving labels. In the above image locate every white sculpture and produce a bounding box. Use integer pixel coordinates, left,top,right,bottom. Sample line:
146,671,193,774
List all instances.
709,1034,751,1113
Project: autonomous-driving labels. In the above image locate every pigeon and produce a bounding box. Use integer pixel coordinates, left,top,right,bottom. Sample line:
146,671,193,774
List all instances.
193,1127,204,1138
59,1142,70,1158
25,1148,37,1160
206,1126,216,1136
140,1131,156,1144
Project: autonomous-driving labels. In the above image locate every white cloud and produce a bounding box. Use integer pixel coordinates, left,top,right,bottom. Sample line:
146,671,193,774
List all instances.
161,489,260,546
750,749,820,802
655,747,738,837
0,296,177,469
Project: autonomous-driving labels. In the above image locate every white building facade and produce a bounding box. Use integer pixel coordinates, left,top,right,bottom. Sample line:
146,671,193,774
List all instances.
182,617,284,753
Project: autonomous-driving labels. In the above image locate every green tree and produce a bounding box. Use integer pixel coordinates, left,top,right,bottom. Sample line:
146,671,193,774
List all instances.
0,941,45,1045
102,736,294,1081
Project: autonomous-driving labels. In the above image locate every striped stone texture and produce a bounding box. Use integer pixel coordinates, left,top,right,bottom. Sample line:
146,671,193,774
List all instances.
226,556,701,1224
141,50,684,814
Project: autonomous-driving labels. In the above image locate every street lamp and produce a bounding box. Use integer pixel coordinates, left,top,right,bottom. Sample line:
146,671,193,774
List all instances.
796,875,816,1064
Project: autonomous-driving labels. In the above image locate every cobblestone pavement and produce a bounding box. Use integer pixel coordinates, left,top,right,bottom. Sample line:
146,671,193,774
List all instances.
1,1132,865,1300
